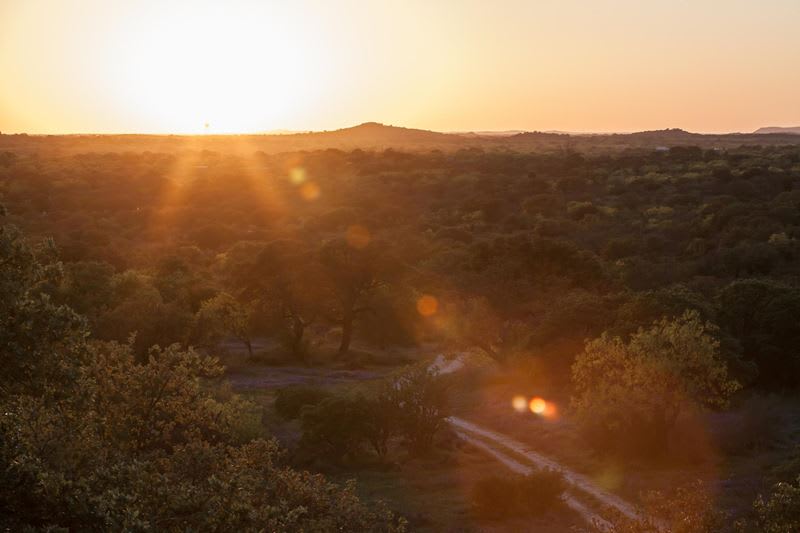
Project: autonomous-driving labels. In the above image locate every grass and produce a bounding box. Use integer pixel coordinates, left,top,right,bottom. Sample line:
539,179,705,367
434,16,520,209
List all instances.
471,470,566,519
448,363,800,522
230,358,583,531
228,352,800,529
328,446,581,532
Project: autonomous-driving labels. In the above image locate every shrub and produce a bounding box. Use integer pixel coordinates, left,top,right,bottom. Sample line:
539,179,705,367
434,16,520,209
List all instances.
392,365,450,455
298,389,397,461
572,311,740,454
567,201,598,220
359,381,401,458
297,366,450,461
192,292,252,355
596,480,728,533
274,385,332,420
300,394,369,461
739,475,800,533
472,471,565,519
0,220,403,531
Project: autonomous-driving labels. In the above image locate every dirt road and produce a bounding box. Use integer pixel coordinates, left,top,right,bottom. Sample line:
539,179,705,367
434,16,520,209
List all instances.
450,416,649,530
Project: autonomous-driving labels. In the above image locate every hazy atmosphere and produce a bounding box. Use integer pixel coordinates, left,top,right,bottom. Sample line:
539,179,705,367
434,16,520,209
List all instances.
2,0,799,134
3,1,800,532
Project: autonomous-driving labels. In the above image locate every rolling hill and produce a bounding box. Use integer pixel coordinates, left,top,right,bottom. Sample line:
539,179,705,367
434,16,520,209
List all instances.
2,122,800,155
754,126,800,134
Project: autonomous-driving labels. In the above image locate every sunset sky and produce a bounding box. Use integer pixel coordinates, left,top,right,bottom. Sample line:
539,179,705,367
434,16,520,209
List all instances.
1,0,799,134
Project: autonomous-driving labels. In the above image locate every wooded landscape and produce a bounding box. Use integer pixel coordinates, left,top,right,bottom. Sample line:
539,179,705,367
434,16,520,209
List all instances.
2,128,800,530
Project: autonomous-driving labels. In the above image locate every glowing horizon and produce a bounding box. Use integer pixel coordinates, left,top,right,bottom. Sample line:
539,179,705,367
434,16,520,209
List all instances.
1,0,799,135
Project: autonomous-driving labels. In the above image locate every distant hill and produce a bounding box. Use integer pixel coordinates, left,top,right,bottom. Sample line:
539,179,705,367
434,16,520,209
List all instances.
2,122,800,155
625,128,696,138
286,122,460,147
455,130,527,137
754,126,800,134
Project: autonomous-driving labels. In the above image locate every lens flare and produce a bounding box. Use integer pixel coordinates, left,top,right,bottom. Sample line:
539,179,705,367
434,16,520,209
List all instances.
512,395,527,413
542,401,558,420
289,167,307,185
529,397,546,414
300,182,320,201
416,295,439,317
346,224,371,249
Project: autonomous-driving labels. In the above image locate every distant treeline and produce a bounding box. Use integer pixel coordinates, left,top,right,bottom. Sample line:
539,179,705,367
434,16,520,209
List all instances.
1,122,799,155
1,142,800,389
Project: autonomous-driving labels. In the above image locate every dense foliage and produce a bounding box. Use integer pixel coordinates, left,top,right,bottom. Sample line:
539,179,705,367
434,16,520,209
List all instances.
299,366,450,461
3,137,800,528
572,311,740,452
3,143,800,380
0,216,403,531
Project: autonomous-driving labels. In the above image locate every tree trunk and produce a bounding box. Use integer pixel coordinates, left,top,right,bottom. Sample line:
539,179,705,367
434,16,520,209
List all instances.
338,313,354,356
291,317,306,360
649,406,673,455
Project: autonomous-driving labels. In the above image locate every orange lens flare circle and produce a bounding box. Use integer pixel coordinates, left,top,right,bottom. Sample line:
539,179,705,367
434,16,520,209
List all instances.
300,182,320,200
346,225,371,249
512,395,527,413
529,397,546,414
416,295,439,317
289,167,307,185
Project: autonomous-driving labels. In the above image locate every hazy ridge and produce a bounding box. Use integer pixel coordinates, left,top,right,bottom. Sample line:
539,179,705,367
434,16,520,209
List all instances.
2,122,800,154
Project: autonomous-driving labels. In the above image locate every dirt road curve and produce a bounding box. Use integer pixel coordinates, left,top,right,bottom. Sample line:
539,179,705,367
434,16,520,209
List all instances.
449,416,648,530
454,430,613,530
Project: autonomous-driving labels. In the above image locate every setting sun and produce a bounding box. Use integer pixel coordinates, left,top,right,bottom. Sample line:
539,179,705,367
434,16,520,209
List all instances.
0,0,335,133
112,3,327,133
2,0,798,134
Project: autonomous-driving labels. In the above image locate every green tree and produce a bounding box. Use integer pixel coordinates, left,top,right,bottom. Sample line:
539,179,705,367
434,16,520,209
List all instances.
360,382,402,458
740,475,800,533
0,217,88,397
300,394,369,461
0,216,404,532
571,311,740,452
98,278,193,360
597,480,728,533
193,292,253,356
55,260,115,323
446,296,530,364
319,239,398,356
392,365,450,455
241,240,322,360
717,279,800,388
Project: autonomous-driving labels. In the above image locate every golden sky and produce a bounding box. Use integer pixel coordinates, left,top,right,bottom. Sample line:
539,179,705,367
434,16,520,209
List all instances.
1,0,799,134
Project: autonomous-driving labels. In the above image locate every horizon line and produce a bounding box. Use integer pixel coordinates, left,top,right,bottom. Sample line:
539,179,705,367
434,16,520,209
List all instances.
1,122,798,137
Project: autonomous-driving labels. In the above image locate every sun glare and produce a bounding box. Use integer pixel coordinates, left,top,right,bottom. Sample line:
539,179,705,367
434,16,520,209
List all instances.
417,295,439,317
114,3,325,133
529,397,547,415
512,395,527,413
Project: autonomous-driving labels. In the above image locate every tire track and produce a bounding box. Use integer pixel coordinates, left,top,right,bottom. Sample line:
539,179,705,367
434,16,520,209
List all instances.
455,430,612,530
451,416,657,530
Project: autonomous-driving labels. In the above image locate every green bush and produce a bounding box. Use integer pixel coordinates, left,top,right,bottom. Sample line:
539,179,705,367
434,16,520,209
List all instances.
597,480,728,533
300,394,369,461
740,475,800,533
393,365,450,455
0,220,403,532
274,385,332,420
297,366,450,461
472,471,565,519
